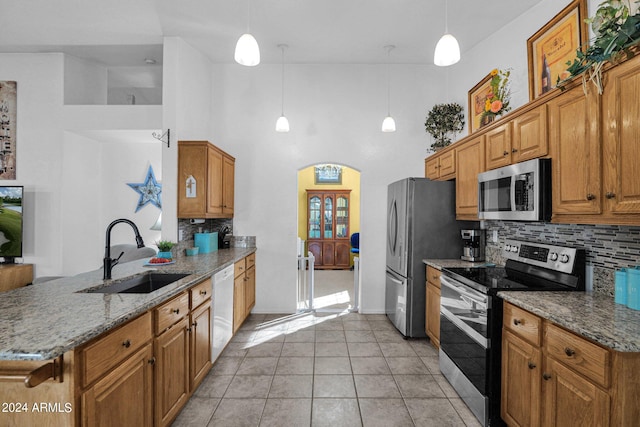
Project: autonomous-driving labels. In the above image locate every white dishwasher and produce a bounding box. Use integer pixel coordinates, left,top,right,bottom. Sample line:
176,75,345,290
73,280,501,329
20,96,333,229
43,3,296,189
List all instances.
212,264,234,362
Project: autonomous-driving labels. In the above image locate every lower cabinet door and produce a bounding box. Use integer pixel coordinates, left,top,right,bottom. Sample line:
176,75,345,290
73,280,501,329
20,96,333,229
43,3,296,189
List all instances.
335,241,351,268
83,343,154,427
543,357,610,427
307,241,322,267
190,302,212,391
155,317,190,427
322,241,335,266
501,329,541,427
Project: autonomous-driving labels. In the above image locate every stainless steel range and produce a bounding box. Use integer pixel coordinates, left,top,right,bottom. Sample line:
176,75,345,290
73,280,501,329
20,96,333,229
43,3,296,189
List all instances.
439,239,585,426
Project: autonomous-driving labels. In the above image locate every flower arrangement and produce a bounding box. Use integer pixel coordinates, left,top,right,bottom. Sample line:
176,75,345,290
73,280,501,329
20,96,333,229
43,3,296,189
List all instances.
424,102,465,151
481,68,512,126
559,0,640,94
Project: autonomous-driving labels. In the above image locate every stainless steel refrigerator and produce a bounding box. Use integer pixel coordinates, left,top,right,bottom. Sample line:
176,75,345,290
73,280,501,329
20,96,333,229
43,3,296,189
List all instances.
385,178,466,338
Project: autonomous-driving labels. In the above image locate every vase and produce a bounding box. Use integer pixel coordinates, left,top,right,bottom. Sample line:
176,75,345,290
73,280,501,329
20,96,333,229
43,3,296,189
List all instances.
480,114,495,127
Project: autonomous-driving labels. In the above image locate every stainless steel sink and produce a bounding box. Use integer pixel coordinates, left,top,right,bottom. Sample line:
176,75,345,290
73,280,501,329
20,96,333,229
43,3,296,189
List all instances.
83,272,190,294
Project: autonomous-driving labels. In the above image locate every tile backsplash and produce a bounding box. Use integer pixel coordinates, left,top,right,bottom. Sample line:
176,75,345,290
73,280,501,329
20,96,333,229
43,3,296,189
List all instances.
484,221,640,297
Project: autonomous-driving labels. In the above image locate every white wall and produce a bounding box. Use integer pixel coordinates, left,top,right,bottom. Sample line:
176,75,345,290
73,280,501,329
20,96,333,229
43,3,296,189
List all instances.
212,63,445,313
64,55,108,105
161,37,215,243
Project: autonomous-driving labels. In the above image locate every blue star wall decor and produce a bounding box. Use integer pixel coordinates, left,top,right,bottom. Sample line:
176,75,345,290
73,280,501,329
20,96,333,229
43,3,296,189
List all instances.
127,165,162,212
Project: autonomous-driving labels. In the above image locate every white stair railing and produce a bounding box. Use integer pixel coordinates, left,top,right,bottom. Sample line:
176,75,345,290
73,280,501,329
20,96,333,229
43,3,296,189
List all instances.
297,251,315,312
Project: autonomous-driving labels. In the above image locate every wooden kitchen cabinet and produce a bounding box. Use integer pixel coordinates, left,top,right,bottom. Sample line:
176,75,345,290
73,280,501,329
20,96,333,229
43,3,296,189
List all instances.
307,190,351,269
548,84,602,218
425,266,441,349
178,140,235,219
233,253,257,332
601,54,640,222
154,299,190,427
511,105,548,163
82,343,154,427
189,281,212,392
455,135,485,220
425,147,456,181
501,301,640,427
485,122,512,170
0,263,33,292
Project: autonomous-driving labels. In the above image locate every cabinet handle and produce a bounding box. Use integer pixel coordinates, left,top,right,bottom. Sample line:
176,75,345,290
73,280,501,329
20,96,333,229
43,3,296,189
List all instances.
511,148,518,153
586,193,596,200
148,357,156,366
606,192,616,199
172,308,180,315
542,373,552,381
503,151,509,156
528,362,536,369
122,339,131,348
564,347,576,357
513,319,522,326
200,290,207,296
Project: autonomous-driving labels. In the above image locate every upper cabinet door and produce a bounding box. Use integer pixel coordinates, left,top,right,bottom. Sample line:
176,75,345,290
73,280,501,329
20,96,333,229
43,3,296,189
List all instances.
335,195,349,238
485,122,512,170
308,195,321,239
549,84,601,216
512,105,548,163
323,195,334,239
456,135,485,220
207,146,223,215
603,56,640,216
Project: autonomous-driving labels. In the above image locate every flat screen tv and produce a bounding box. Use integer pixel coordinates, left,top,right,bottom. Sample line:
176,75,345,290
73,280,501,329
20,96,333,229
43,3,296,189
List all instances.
0,186,23,263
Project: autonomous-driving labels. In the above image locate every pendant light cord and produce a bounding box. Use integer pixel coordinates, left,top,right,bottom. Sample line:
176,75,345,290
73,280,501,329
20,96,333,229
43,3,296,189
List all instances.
246,0,251,33
281,45,286,115
386,45,394,116
444,0,449,33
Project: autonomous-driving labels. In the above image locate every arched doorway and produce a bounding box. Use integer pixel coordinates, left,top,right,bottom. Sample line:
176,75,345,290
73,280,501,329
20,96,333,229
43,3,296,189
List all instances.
297,163,361,312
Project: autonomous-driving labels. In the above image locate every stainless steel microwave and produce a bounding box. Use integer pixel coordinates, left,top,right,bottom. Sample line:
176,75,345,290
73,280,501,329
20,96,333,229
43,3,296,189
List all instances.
477,158,551,221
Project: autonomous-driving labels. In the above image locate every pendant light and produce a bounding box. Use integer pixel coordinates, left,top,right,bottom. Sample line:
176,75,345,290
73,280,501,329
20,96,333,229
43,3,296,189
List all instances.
235,0,260,66
434,0,460,67
276,44,290,132
382,45,396,133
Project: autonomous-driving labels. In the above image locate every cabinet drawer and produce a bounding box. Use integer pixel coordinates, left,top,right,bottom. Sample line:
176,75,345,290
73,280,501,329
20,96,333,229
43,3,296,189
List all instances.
246,253,256,269
426,266,441,288
155,292,189,334
81,311,152,387
234,259,246,277
544,323,610,388
190,278,211,309
503,303,541,346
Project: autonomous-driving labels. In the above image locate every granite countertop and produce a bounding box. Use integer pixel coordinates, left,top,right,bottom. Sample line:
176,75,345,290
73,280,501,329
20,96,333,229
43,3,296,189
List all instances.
423,259,493,269
499,291,640,353
0,248,255,361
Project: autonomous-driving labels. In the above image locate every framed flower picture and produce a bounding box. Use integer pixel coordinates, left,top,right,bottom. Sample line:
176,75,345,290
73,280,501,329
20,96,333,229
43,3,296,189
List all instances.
468,73,493,133
527,0,589,100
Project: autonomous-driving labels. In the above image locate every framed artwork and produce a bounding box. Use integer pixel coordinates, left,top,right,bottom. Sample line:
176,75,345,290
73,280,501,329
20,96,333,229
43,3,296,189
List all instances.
468,73,493,134
0,81,17,180
314,164,342,184
527,0,588,100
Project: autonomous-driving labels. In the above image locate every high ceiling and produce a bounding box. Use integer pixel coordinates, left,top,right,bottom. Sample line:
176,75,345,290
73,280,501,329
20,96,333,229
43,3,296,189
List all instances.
0,0,545,66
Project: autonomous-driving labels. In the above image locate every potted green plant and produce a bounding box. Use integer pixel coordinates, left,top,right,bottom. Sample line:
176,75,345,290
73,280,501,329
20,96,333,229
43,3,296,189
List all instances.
424,103,465,151
155,240,176,259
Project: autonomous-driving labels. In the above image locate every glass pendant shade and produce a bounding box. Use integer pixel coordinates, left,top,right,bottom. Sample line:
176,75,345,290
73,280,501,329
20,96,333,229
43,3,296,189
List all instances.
434,33,460,67
276,115,290,132
382,116,396,132
235,33,260,66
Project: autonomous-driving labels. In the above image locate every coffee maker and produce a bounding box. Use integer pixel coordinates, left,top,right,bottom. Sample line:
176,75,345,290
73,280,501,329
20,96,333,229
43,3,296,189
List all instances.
461,229,485,262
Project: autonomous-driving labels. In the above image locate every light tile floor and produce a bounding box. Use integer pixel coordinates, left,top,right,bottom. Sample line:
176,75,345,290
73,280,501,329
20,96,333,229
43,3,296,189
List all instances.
172,311,482,427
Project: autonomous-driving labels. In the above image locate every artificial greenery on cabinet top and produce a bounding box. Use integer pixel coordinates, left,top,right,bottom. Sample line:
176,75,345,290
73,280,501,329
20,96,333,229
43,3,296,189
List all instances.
424,103,465,151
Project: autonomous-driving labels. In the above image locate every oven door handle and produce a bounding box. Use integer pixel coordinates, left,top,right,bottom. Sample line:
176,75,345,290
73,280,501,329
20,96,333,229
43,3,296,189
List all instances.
440,306,489,349
440,275,487,308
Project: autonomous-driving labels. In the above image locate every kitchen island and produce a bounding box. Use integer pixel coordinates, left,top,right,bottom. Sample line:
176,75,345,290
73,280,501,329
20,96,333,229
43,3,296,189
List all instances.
0,247,255,427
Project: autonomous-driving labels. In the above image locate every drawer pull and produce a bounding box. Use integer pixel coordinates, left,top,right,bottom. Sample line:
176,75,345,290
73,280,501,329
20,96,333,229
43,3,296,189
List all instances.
199,290,207,296
606,192,616,199
564,347,576,357
122,339,131,348
542,373,552,381
586,193,596,201
511,148,518,153
148,357,156,366
172,308,180,315
503,151,509,156
513,319,522,325
528,362,536,369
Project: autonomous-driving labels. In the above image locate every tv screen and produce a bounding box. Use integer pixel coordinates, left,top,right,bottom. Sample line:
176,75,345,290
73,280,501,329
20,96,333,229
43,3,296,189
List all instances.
0,186,23,262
